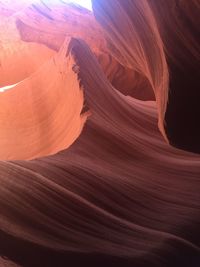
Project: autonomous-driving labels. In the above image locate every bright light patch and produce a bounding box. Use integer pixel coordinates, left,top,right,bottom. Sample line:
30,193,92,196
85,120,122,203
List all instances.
0,83,18,93
67,0,92,11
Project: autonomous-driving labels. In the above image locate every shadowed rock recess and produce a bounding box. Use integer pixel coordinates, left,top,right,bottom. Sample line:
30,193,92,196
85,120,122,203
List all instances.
0,1,199,266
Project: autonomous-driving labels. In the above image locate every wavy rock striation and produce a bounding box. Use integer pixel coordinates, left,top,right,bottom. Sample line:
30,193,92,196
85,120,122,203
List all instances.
0,1,199,267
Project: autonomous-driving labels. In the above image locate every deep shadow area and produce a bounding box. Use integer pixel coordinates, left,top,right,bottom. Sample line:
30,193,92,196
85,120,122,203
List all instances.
165,63,200,154
159,1,200,154
0,230,200,267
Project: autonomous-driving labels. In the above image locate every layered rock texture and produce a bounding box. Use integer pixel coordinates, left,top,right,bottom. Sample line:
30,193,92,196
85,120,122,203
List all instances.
0,1,199,266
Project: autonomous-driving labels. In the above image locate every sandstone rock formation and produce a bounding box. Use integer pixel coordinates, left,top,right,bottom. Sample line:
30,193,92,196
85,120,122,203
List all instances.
0,1,199,267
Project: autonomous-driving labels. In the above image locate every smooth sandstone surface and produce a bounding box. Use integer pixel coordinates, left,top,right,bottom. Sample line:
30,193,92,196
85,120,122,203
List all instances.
0,1,199,267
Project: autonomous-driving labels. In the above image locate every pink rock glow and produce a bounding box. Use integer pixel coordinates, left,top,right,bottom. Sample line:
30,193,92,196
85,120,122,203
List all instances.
0,1,199,266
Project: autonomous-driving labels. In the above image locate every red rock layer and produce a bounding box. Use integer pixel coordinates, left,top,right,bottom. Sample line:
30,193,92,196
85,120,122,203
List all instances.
0,1,199,267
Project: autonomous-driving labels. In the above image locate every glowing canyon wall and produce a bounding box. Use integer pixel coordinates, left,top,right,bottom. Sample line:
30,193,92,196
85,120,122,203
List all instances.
0,1,199,266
